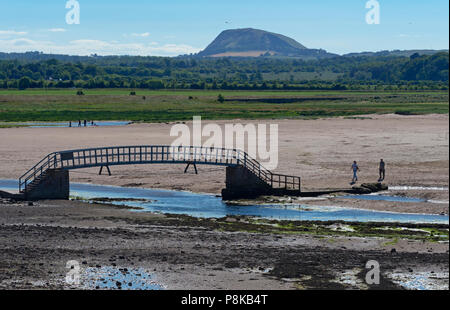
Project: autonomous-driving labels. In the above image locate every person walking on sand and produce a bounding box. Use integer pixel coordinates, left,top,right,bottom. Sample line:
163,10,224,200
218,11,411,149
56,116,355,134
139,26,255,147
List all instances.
351,161,360,184
379,159,386,182
83,120,87,127
78,120,81,127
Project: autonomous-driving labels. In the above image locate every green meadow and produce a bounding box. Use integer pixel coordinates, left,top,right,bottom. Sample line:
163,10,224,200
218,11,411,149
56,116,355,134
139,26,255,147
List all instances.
0,89,448,123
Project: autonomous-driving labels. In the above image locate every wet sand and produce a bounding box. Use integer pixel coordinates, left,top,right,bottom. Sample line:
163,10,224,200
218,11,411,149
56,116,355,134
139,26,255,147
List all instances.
288,193,449,216
0,114,448,215
0,198,448,290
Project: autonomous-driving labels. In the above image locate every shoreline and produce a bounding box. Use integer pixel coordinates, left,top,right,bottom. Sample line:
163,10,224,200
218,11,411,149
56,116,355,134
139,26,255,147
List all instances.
1,178,448,218
0,198,448,290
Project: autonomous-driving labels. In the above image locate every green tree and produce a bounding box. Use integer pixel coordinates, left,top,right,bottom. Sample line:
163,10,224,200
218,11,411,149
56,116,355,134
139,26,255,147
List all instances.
18,77,31,90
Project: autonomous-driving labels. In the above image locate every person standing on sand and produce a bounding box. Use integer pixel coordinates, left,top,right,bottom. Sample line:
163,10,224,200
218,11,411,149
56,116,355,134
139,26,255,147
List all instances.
352,161,360,183
379,159,386,182
78,120,81,127
84,120,87,127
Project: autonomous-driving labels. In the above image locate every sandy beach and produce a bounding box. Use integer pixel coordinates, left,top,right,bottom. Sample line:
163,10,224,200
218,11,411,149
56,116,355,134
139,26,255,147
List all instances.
1,114,448,214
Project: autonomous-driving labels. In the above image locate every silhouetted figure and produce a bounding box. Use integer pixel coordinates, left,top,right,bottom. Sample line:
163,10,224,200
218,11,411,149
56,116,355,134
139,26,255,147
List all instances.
78,120,81,127
84,120,87,127
351,161,360,184
69,121,72,128
379,159,386,182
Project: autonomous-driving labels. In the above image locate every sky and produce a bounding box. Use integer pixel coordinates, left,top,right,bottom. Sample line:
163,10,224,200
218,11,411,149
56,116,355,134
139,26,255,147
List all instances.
0,0,448,56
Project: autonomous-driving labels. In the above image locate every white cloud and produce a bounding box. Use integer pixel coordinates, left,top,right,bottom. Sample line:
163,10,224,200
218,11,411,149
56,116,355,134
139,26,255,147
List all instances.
48,28,67,32
396,34,422,38
131,32,150,37
0,37,201,56
11,38,36,46
0,30,27,36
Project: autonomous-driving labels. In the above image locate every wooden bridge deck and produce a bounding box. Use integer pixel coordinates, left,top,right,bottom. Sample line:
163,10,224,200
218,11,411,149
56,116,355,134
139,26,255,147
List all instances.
19,145,301,195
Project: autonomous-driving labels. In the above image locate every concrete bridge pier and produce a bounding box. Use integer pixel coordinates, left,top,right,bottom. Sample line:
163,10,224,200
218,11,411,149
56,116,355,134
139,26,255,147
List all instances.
221,166,272,200
25,169,70,201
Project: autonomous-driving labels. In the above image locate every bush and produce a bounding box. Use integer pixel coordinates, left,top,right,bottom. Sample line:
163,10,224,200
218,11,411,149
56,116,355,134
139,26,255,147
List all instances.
394,110,417,116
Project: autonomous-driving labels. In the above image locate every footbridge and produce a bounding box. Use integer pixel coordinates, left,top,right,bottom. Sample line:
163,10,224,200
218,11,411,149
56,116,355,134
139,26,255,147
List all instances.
19,145,301,201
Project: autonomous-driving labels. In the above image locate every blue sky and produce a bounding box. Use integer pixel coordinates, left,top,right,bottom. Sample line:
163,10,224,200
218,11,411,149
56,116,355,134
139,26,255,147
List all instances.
0,0,448,56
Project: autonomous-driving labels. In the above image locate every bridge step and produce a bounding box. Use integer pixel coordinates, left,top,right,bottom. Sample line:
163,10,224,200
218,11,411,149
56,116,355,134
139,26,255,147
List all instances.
23,171,50,193
22,169,69,201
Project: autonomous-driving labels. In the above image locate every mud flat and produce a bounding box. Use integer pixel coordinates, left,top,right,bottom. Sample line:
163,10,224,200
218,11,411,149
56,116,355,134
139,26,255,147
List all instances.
0,198,448,290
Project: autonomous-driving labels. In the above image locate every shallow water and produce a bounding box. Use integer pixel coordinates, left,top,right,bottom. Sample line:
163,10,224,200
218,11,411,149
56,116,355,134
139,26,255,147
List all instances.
80,266,164,290
341,194,426,203
1,180,448,224
389,186,449,191
388,271,449,290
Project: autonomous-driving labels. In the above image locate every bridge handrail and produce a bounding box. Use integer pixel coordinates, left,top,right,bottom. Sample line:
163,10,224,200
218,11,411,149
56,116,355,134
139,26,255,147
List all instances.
19,152,58,192
19,145,301,192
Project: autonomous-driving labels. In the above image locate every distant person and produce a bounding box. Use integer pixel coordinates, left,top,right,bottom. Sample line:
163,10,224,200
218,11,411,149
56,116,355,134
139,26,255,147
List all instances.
78,120,81,127
379,159,386,182
91,120,94,126
69,121,72,128
351,161,360,184
84,120,87,127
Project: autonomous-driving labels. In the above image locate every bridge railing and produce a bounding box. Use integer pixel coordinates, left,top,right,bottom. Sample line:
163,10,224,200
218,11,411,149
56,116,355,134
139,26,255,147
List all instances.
242,154,300,191
19,145,301,193
270,173,301,191
19,152,58,192
57,145,244,169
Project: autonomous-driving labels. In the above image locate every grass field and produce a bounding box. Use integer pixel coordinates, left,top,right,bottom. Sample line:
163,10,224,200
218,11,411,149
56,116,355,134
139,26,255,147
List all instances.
0,89,448,123
0,89,447,96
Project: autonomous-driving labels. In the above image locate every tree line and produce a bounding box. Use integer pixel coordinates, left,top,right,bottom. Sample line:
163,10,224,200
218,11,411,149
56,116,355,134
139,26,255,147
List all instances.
0,51,448,90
